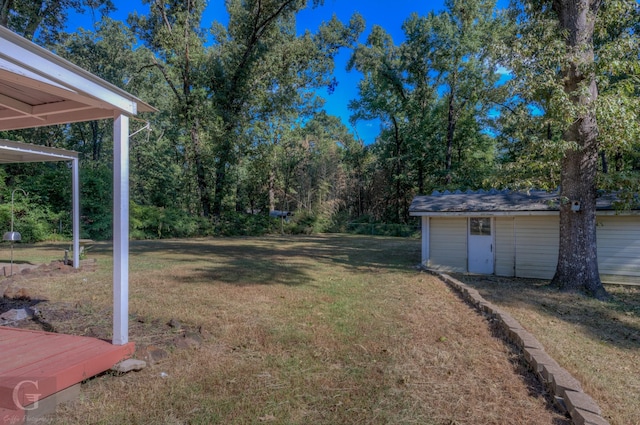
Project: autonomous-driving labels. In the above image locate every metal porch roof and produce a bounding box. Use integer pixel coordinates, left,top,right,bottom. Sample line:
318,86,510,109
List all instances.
0,26,155,131
0,139,78,163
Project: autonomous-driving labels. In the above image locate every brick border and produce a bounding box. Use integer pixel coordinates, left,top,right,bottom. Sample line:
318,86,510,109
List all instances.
434,272,610,425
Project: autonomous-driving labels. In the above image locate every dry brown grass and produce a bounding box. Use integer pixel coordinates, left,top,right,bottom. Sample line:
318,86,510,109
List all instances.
4,236,568,424
454,274,640,425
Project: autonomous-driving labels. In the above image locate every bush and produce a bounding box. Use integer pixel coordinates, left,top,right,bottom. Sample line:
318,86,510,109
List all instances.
0,200,67,243
213,212,277,236
130,204,212,239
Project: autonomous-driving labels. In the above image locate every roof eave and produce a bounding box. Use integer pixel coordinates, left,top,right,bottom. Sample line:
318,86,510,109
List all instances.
0,26,157,117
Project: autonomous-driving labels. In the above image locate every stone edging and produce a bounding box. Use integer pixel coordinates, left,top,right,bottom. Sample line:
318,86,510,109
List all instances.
434,272,610,425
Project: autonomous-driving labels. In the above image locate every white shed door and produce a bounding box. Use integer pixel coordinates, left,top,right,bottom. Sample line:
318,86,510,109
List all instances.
468,217,494,274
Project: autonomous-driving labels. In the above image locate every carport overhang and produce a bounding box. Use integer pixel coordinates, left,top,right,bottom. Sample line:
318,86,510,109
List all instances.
0,26,157,345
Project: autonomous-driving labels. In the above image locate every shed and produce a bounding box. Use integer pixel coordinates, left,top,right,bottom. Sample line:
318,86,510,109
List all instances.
409,189,640,285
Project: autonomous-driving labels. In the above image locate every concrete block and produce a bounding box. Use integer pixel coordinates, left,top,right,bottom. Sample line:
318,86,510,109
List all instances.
571,408,610,425
533,353,559,381
479,301,498,315
564,390,602,416
517,330,544,350
553,395,568,414
24,384,80,422
496,312,523,330
522,347,546,368
111,359,147,373
534,354,560,382
466,290,482,300
551,368,582,397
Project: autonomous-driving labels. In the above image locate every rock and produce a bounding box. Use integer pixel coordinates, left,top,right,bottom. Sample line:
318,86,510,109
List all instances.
142,345,169,364
111,359,147,373
167,318,181,329
173,332,203,350
0,307,33,322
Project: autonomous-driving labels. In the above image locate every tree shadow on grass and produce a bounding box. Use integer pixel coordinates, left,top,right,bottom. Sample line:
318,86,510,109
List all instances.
87,235,421,287
456,274,640,351
121,235,420,270
173,256,312,287
142,235,419,286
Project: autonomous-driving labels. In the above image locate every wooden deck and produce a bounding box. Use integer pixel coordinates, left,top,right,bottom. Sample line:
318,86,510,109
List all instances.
0,327,134,423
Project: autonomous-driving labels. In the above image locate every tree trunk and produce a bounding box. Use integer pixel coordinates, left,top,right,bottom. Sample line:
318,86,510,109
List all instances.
91,121,102,161
190,120,211,217
391,116,403,222
268,167,276,212
550,0,607,299
0,0,12,27
445,87,456,185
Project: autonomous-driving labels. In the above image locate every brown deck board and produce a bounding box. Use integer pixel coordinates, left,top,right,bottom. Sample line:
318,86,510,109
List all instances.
0,327,134,413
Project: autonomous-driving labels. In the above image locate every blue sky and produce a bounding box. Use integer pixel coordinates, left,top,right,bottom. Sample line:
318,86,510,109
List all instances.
70,0,509,144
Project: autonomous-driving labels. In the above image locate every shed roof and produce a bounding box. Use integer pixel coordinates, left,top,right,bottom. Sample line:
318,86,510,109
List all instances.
409,189,625,216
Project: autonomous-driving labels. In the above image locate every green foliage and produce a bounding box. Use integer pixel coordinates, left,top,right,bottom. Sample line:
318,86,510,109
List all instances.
325,213,419,237
348,0,508,222
0,0,114,44
2,0,637,248
130,204,212,239
287,211,329,235
495,0,640,193
213,212,277,237
80,165,113,240
0,192,67,243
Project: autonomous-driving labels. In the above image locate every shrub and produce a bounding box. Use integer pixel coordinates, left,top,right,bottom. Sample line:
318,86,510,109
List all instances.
130,204,211,239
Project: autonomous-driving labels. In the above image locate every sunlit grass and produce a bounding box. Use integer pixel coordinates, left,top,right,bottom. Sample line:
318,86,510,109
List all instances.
456,274,640,425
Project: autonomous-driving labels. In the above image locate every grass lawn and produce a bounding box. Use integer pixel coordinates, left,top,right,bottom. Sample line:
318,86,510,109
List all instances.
0,235,594,424
455,273,640,425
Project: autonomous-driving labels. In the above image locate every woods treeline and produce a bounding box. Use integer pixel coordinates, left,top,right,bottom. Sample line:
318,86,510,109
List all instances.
0,0,638,242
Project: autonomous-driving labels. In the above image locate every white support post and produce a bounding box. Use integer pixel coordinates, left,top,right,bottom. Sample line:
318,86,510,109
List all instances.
421,216,430,266
72,157,80,269
113,114,129,345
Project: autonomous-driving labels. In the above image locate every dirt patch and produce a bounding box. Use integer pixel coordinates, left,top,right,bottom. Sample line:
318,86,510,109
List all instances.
0,262,196,358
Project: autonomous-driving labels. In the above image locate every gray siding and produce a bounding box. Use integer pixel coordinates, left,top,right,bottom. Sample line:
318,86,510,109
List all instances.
514,216,559,279
429,217,467,272
495,217,515,277
597,216,640,285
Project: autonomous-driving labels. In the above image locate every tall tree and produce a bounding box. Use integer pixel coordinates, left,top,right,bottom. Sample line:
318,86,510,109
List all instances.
348,25,415,222
420,0,504,185
349,0,506,221
208,0,362,215
0,0,114,43
551,0,606,298
130,0,214,217
506,0,640,298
